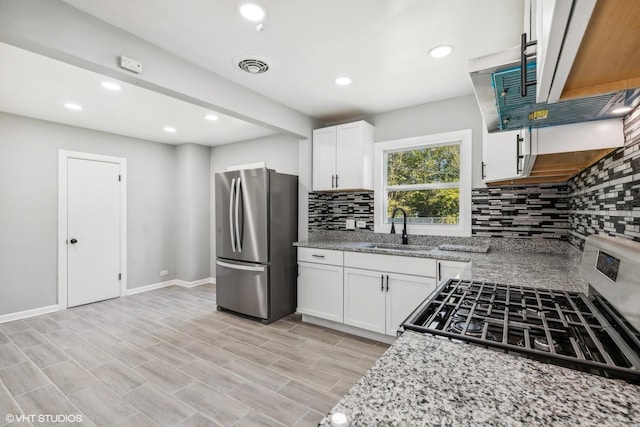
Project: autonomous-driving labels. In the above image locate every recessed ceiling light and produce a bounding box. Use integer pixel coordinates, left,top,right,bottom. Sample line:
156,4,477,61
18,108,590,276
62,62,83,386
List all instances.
335,76,352,86
101,81,121,91
611,106,632,115
240,3,266,22
163,126,176,133
204,114,219,121
428,45,454,58
64,103,83,111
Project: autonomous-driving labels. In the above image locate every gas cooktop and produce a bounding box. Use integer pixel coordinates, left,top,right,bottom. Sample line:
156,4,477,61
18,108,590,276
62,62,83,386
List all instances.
401,279,640,383
401,235,640,384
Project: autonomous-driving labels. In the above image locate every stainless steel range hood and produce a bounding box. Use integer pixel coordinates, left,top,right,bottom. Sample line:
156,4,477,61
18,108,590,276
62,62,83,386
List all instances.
469,47,640,133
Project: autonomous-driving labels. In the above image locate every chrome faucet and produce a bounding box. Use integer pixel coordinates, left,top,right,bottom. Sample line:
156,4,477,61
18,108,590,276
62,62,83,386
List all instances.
390,207,408,245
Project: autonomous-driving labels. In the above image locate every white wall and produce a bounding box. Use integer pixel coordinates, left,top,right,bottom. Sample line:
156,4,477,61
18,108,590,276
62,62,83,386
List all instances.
176,143,211,282
210,134,300,277
0,112,177,315
365,94,485,188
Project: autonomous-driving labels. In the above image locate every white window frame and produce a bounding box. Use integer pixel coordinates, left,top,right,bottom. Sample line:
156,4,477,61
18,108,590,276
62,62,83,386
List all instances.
373,129,472,237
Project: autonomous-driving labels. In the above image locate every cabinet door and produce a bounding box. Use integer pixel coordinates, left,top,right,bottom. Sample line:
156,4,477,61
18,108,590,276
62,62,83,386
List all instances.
312,127,337,191
385,273,436,335
335,122,364,190
343,268,386,334
482,128,526,183
297,262,343,322
437,260,470,282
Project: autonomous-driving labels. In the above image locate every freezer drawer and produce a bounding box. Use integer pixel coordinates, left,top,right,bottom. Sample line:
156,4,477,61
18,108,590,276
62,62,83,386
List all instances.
216,259,269,319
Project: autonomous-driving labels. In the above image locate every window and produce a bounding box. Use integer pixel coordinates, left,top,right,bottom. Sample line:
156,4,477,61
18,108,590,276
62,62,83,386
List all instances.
374,130,472,237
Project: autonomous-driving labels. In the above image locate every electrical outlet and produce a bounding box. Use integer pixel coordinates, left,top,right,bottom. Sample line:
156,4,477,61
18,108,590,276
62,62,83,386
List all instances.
356,220,367,229
345,219,355,230
160,270,168,276
120,55,143,73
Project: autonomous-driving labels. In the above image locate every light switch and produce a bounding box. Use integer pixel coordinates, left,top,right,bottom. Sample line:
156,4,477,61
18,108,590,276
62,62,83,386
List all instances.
345,219,355,230
356,220,367,228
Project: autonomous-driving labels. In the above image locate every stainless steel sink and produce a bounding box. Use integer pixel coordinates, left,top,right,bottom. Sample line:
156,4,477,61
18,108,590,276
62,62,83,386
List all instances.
362,243,434,252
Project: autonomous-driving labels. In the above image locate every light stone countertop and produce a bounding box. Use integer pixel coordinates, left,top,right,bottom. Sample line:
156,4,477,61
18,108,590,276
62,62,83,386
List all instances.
294,240,588,293
319,331,640,427
294,241,475,262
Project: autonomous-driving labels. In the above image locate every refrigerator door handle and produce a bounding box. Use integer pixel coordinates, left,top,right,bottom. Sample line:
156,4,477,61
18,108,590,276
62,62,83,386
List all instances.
216,260,265,272
229,178,236,252
235,177,242,252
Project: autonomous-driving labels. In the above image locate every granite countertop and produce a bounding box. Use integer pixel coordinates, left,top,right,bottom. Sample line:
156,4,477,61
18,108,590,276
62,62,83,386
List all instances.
294,240,588,293
320,331,640,426
294,241,477,262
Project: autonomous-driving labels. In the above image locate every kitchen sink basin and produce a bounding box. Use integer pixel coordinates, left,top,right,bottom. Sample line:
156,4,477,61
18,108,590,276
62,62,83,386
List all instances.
362,243,434,252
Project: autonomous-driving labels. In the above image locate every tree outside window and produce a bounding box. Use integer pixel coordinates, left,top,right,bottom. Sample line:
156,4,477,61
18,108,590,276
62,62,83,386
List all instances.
385,144,460,225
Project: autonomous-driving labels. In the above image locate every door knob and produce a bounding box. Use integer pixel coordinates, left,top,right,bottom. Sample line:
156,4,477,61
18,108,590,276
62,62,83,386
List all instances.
69,239,78,244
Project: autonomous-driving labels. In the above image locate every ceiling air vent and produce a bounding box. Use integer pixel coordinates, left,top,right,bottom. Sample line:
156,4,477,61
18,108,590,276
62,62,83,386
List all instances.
237,58,269,74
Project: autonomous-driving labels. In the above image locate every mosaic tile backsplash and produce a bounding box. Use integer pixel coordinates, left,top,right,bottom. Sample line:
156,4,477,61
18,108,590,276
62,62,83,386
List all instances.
308,191,374,231
308,184,571,239
567,107,640,250
471,184,569,239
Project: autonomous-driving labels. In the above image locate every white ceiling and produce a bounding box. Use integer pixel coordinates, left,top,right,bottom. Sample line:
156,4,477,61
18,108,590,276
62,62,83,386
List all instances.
61,0,525,122
0,42,277,146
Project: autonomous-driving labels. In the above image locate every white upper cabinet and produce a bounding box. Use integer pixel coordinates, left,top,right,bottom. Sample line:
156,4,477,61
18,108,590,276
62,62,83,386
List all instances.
311,126,337,191
482,128,529,183
312,120,374,191
482,119,623,184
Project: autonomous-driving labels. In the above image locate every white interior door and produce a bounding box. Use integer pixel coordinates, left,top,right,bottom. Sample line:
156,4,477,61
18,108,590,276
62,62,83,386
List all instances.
67,158,121,307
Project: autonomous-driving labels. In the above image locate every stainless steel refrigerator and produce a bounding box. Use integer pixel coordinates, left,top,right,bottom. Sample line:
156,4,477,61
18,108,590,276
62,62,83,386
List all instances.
215,168,298,324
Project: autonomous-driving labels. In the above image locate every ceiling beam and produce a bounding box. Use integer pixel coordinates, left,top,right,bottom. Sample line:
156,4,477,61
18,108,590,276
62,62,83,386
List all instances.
0,0,315,139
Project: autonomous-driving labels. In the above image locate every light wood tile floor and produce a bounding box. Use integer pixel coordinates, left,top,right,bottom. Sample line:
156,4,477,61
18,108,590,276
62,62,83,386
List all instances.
0,284,390,426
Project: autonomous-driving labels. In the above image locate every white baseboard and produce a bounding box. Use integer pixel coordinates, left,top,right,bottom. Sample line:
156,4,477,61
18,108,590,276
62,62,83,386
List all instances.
126,280,175,296
0,279,215,323
0,304,60,324
127,277,214,296
175,277,215,288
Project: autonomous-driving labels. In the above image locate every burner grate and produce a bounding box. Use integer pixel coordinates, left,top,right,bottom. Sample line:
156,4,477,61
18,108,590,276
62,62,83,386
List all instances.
401,279,640,384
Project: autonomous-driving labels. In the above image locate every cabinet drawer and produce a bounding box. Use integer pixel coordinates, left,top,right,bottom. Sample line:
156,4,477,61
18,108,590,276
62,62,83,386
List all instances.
344,252,436,277
297,247,343,266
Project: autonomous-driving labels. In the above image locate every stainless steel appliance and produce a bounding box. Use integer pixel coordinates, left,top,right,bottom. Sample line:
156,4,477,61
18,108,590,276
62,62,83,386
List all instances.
401,235,640,383
215,168,298,324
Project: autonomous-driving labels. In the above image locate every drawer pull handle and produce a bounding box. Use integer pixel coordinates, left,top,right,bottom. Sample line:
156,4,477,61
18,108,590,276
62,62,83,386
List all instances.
386,274,389,292
311,254,325,258
380,274,384,291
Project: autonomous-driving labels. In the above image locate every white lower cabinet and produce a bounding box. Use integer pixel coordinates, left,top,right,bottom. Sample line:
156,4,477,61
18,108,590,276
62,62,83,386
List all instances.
343,268,387,334
297,248,344,322
385,273,436,335
298,248,461,338
344,265,436,336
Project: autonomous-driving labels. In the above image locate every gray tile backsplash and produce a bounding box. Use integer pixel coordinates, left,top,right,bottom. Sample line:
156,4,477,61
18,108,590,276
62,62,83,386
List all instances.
308,191,374,232
471,184,569,240
567,107,640,250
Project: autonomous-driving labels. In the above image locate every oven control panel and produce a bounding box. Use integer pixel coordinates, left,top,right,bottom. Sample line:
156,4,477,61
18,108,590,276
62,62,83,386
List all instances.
596,250,620,282
582,234,640,332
